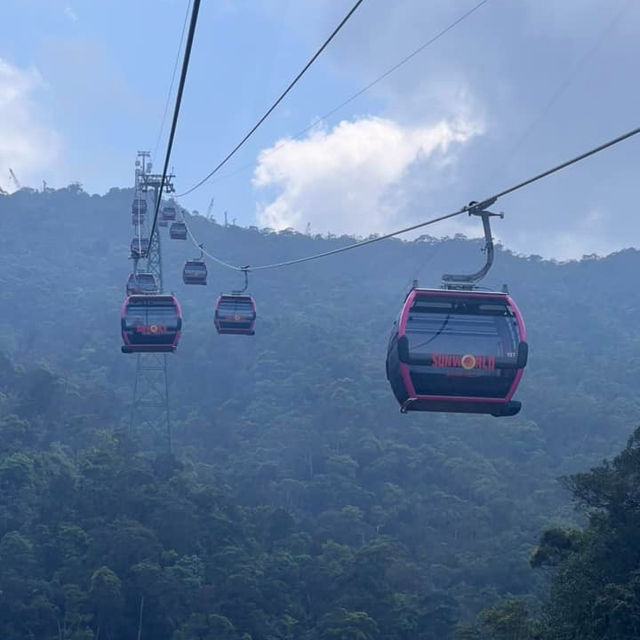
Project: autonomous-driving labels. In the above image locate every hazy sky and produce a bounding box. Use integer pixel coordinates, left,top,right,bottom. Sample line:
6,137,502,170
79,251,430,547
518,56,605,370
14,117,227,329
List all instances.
1,0,638,258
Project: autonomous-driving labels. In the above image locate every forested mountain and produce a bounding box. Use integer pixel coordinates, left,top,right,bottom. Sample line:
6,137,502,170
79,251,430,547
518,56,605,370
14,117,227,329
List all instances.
1,186,640,639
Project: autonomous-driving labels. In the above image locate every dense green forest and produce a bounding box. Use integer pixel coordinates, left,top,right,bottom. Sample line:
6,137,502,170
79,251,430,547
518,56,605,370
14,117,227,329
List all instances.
1,186,640,638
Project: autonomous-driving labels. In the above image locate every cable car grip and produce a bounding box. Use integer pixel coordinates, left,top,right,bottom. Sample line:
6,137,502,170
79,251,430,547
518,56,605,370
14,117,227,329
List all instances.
233,267,250,294
441,201,504,289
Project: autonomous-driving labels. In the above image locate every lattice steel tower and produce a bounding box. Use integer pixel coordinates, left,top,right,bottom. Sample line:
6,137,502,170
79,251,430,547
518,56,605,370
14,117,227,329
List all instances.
129,151,176,452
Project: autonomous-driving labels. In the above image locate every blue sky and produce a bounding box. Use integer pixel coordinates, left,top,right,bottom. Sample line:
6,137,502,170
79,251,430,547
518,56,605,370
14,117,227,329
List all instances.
1,0,639,258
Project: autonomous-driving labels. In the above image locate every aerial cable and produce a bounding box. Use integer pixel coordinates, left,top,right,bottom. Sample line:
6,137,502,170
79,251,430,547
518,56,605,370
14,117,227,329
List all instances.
488,125,640,203
181,207,463,272
152,0,193,161
193,0,492,187
490,0,633,180
177,0,366,198
247,207,469,271
147,0,202,251
132,190,144,260
183,215,243,271
293,0,491,140
183,124,640,272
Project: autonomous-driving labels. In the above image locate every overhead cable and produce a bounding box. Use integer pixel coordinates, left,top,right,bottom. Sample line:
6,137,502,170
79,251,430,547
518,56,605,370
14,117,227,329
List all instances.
152,0,193,161
490,0,633,180
183,124,640,272
184,216,242,271
488,125,640,203
148,0,202,248
198,0,492,186
177,0,366,197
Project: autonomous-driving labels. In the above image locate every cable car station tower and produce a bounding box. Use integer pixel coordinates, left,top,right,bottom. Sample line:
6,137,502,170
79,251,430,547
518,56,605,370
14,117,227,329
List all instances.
129,151,176,452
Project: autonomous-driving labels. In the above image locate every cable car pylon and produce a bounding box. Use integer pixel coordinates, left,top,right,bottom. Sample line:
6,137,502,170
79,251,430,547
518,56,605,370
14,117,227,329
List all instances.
128,151,176,452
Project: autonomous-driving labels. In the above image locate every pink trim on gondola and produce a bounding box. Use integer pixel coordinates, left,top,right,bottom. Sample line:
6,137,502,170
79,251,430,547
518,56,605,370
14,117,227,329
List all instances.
121,294,182,351
397,288,526,406
214,295,257,334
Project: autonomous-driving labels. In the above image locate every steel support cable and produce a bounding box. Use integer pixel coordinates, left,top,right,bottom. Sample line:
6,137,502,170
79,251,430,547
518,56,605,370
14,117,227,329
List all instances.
181,208,463,273
147,0,202,252
489,0,633,182
184,216,242,271
182,124,640,272
190,0,492,186
136,195,142,258
487,125,640,203
177,0,366,198
132,191,145,259
152,0,193,161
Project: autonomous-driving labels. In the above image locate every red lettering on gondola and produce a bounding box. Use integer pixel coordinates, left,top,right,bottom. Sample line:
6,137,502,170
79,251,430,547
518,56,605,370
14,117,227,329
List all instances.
135,325,168,335
431,353,495,370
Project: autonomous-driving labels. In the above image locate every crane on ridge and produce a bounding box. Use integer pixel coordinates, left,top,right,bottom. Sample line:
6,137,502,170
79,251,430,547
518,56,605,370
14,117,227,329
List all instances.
9,168,21,190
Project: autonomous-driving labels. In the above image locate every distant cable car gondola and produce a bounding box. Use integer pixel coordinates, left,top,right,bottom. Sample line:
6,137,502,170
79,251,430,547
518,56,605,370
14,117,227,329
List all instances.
130,237,149,258
161,205,177,221
170,222,187,240
131,197,147,216
126,272,158,296
121,294,182,353
183,259,208,285
132,211,145,225
214,294,256,335
159,218,169,228
214,269,256,335
386,202,528,416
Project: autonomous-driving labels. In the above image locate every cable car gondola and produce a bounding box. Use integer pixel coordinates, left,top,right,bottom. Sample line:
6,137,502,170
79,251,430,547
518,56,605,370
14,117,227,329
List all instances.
161,205,177,222
183,259,208,285
126,272,158,296
132,211,145,225
214,294,256,335
131,197,147,216
214,269,256,335
385,202,528,416
386,289,527,415
170,222,187,240
130,237,149,258
121,294,182,353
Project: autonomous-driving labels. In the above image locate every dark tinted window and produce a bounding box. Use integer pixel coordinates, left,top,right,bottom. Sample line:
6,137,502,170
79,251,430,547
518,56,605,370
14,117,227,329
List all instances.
184,261,206,274
405,296,520,361
135,274,157,292
403,294,521,397
217,297,254,315
124,298,179,330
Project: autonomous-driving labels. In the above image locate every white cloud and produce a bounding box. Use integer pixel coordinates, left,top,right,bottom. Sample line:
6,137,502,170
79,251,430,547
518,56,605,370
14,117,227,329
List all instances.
253,114,483,235
0,58,60,192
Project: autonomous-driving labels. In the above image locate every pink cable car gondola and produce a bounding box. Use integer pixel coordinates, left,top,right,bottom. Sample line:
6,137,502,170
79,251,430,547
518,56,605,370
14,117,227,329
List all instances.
386,201,528,416
126,272,158,296
170,222,187,240
386,289,527,416
214,294,256,335
214,269,256,335
131,197,147,216
161,205,177,221
121,294,182,353
132,211,145,226
130,237,149,259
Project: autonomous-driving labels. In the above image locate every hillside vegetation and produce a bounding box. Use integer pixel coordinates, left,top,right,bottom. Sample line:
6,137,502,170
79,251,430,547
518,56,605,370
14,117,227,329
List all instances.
1,186,640,639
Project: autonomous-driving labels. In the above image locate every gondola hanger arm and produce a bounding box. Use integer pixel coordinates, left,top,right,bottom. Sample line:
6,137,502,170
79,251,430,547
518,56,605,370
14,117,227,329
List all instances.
441,201,503,288
233,267,250,294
